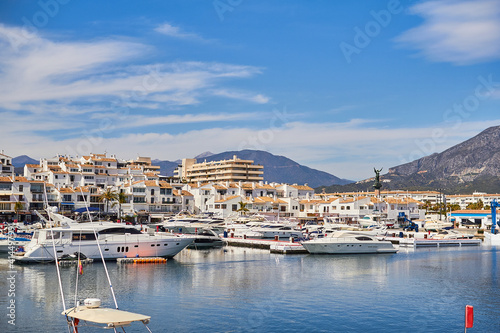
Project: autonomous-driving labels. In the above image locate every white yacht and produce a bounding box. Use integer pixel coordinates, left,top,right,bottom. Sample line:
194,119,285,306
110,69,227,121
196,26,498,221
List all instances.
14,212,194,263
423,219,454,231
301,230,397,254
251,224,304,239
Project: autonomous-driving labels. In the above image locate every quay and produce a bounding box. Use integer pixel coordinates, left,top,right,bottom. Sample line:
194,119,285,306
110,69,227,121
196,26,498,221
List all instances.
117,257,168,264
223,237,308,254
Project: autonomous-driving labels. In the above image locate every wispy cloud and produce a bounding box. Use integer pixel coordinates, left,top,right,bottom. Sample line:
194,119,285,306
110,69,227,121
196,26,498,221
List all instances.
396,0,500,65
154,22,210,42
211,89,270,104
0,24,269,118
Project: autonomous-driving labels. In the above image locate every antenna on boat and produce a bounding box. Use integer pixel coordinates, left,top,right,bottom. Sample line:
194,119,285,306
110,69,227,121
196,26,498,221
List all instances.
79,187,119,310
43,183,74,333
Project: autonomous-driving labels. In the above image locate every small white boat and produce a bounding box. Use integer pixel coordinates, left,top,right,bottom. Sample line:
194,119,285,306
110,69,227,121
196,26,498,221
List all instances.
301,230,397,254
186,229,224,248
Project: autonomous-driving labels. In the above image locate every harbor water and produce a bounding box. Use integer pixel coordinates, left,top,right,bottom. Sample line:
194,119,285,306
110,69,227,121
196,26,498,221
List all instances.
1,246,499,332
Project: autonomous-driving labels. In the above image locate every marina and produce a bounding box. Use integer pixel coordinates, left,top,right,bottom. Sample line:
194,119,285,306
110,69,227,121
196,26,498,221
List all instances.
2,245,500,332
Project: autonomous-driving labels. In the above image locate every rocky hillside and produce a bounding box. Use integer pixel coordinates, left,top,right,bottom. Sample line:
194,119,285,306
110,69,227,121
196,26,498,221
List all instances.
320,125,500,194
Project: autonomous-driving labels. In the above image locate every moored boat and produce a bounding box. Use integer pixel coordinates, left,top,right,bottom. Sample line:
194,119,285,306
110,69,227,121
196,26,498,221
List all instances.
301,230,397,254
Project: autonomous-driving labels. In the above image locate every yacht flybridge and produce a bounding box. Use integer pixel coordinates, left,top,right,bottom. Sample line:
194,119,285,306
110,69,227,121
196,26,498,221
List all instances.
14,210,194,263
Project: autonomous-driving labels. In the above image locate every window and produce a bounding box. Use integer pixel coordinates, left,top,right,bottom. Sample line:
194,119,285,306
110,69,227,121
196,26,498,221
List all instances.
133,188,145,193
84,176,94,180
232,204,237,211
0,183,12,190
19,185,23,191
151,189,154,195
63,195,72,202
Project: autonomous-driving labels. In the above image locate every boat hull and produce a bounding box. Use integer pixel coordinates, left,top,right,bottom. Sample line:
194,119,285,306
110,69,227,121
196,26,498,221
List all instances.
14,234,194,263
301,239,397,254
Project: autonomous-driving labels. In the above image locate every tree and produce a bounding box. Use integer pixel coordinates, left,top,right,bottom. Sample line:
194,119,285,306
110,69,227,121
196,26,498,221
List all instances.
466,199,484,210
237,201,249,215
14,201,24,222
99,188,118,215
115,192,127,221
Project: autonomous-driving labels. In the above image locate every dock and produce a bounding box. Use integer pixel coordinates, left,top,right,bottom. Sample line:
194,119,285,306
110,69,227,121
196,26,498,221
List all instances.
58,258,94,266
223,237,308,254
117,257,168,264
399,238,482,248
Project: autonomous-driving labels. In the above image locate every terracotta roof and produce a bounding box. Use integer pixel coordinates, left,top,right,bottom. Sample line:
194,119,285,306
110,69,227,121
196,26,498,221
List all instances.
0,176,13,182
256,184,275,190
215,195,241,203
58,188,75,193
213,185,227,190
290,185,314,191
25,164,40,168
159,181,173,189
144,180,158,187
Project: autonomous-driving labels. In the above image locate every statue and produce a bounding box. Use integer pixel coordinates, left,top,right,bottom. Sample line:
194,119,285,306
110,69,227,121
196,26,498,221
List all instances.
373,167,382,190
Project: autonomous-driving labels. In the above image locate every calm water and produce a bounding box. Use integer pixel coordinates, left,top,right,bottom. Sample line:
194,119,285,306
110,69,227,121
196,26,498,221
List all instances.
1,246,499,332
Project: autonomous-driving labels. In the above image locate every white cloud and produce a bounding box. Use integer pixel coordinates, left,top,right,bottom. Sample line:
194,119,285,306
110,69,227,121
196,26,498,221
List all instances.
396,0,500,65
211,89,270,104
154,23,208,42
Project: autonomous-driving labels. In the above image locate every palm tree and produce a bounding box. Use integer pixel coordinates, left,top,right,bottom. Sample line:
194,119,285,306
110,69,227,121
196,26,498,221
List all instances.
14,201,24,222
99,188,118,216
116,192,127,221
237,201,249,216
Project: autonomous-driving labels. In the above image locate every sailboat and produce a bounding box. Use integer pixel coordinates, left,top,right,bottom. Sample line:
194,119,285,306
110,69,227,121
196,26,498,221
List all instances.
44,188,156,332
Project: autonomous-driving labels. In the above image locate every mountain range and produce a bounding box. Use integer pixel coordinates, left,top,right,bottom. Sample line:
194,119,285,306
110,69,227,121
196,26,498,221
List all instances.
12,151,351,188
153,150,352,188
322,125,500,194
10,125,500,192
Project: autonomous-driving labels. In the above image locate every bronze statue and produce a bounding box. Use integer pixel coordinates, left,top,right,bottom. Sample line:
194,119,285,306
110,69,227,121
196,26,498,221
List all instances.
373,167,382,190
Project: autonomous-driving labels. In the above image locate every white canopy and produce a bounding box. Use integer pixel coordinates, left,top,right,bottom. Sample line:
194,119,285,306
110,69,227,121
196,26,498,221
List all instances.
62,306,150,327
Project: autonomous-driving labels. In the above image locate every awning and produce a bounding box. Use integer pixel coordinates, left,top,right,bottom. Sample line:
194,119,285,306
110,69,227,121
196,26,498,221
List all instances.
74,207,100,213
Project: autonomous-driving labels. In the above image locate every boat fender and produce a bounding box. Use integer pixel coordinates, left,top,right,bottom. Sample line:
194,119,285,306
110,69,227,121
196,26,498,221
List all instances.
73,318,79,333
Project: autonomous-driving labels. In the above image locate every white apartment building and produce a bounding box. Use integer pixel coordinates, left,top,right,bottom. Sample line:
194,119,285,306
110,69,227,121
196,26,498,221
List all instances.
174,155,264,183
0,151,14,177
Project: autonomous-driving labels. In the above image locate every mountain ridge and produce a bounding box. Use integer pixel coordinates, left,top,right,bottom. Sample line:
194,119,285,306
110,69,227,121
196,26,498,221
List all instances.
320,125,500,194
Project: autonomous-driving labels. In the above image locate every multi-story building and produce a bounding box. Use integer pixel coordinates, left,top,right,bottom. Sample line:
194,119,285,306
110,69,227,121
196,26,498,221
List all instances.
174,155,264,183
0,151,14,177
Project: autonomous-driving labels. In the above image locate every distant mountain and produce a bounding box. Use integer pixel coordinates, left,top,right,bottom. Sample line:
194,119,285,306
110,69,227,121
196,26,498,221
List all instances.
197,150,352,188
12,155,37,167
321,125,500,194
152,160,179,177
194,151,214,159
12,155,38,175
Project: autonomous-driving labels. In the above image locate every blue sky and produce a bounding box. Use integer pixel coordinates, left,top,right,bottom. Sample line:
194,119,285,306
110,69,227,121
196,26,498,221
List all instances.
0,0,499,181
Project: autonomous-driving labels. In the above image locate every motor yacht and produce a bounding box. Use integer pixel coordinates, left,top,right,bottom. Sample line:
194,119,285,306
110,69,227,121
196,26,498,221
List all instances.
14,211,194,263
301,230,397,254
